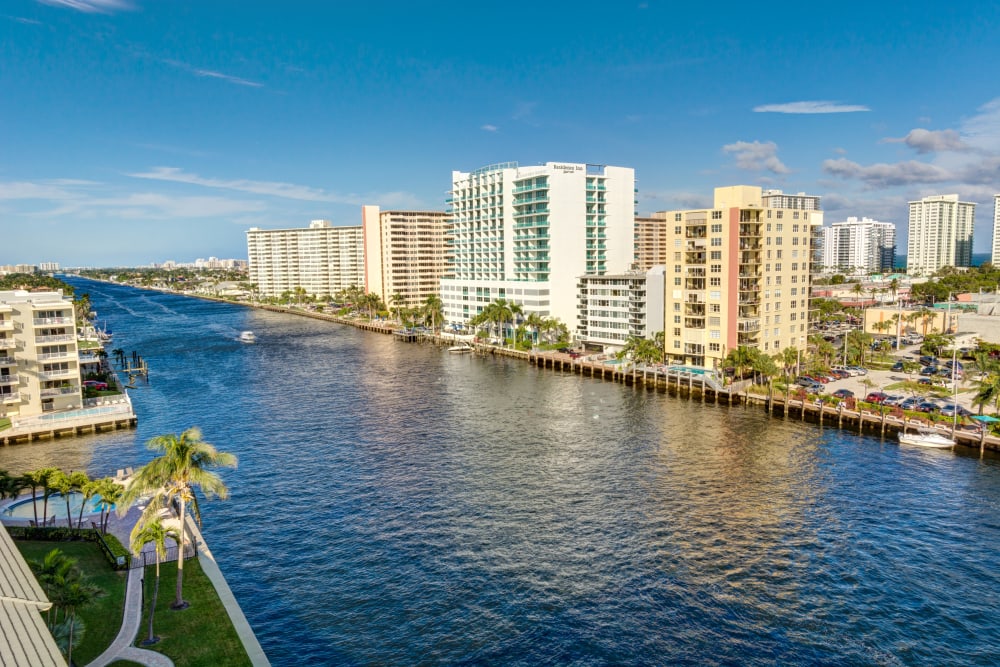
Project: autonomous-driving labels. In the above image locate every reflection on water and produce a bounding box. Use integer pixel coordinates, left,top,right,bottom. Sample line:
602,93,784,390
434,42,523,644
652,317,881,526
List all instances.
1,277,998,665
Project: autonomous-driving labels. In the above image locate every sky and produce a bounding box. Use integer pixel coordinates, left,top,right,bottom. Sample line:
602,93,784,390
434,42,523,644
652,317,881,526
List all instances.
3,0,1000,267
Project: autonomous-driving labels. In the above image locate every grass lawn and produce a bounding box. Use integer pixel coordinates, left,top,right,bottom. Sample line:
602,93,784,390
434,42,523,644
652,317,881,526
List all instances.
15,539,127,665
0,417,10,431
138,557,251,667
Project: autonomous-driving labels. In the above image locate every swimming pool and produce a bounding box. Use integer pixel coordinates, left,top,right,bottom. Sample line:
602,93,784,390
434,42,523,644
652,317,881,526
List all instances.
2,492,109,520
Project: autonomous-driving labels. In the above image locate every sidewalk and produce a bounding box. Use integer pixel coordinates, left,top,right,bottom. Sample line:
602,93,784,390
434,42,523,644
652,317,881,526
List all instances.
86,565,174,667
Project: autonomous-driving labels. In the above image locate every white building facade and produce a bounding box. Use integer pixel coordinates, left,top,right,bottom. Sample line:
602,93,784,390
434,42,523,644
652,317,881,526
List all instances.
761,189,821,211
0,290,82,419
576,266,665,352
247,220,364,299
907,194,975,275
440,162,635,331
821,217,896,274
992,194,1000,266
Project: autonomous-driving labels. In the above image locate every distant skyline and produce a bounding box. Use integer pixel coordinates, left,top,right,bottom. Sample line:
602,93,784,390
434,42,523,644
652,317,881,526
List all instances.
4,0,1000,266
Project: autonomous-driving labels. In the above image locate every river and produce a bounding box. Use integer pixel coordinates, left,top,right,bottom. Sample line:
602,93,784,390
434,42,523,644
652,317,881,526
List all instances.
2,277,999,665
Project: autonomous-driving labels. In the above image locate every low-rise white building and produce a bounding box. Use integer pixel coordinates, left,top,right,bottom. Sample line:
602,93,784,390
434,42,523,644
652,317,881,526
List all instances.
576,266,665,352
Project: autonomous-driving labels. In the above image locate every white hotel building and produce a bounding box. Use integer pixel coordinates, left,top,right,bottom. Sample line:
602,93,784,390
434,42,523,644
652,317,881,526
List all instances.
576,266,665,352
441,161,635,331
906,194,975,275
821,217,896,275
247,220,364,299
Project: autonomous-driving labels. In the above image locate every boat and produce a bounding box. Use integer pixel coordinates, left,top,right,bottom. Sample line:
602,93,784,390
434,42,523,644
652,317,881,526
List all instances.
239,331,256,343
448,343,473,353
898,427,955,448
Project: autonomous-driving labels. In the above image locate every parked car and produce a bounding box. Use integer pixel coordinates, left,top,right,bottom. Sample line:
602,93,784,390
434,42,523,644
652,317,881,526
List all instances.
883,395,905,406
891,361,906,372
917,377,933,386
832,388,854,399
899,397,923,411
920,366,938,376
847,366,868,376
865,391,889,404
939,403,971,417
83,380,108,390
915,401,939,413
795,377,824,392
830,369,851,379
919,355,937,366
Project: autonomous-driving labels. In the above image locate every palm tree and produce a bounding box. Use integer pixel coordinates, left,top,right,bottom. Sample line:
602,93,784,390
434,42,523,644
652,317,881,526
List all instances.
524,313,546,347
130,517,177,645
23,467,58,526
724,346,755,381
49,471,73,529
95,478,123,534
74,474,96,531
423,294,444,334
52,573,101,665
120,427,237,610
889,278,899,303
389,292,405,323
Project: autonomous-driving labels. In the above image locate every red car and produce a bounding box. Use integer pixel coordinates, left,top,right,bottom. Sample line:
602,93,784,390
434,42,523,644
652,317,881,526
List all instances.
83,380,108,390
865,391,888,404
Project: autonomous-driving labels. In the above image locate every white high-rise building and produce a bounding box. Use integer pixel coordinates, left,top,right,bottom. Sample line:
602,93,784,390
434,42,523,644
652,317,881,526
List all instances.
992,194,1000,266
907,194,975,275
821,217,896,275
441,161,635,331
761,189,821,211
246,220,364,299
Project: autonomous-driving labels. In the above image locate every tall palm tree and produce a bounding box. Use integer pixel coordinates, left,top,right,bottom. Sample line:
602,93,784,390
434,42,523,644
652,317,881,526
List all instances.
524,313,546,347
120,427,237,610
49,471,73,529
23,467,58,526
130,518,177,645
74,473,95,531
389,292,405,323
423,294,444,334
95,478,123,534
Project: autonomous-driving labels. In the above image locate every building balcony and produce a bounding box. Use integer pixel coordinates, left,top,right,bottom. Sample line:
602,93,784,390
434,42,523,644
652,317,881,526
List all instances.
36,333,75,344
0,392,20,404
0,339,16,350
0,375,18,387
37,351,73,361
0,320,13,331
686,268,706,277
38,369,76,380
40,386,78,397
685,280,706,290
0,356,14,366
33,316,73,326
685,318,706,329
685,304,706,316
738,319,761,333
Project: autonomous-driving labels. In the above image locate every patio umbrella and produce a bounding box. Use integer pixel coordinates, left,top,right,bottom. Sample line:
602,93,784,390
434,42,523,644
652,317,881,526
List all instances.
971,415,1000,423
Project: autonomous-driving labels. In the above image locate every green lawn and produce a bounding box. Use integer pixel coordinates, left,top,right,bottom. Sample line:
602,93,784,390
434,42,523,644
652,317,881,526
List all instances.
15,540,127,665
138,557,251,667
0,417,10,431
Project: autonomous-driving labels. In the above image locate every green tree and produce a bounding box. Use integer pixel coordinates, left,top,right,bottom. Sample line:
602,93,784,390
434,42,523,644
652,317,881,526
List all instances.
130,518,178,645
22,467,59,526
724,346,755,380
120,427,237,610
389,292,405,322
423,294,444,333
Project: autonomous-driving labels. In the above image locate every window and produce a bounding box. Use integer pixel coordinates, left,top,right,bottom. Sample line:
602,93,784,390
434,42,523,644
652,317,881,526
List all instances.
775,276,782,285
711,224,722,233
710,251,721,260
767,250,772,259
792,262,798,271
674,302,680,311
791,287,798,296
712,210,722,219
710,264,721,273
674,265,682,273
673,340,681,349
710,303,720,313
776,224,783,232
766,223,772,231
777,250,783,259
775,263,782,271
776,210,783,219
673,328,681,336
793,224,800,232
711,238,722,246
773,327,780,336
790,275,796,283
793,212,800,219
674,315,681,324
791,312,797,321
775,237,783,245
674,277,682,285
710,290,721,299
766,264,771,272
774,289,781,297
675,226,682,234
709,317,720,326
793,237,799,245
674,239,681,247
767,210,772,218
710,330,721,339
675,214,682,222
674,252,681,261
709,343,721,352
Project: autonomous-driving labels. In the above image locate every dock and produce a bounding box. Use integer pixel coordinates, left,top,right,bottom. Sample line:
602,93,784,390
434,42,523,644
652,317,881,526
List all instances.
1,395,137,446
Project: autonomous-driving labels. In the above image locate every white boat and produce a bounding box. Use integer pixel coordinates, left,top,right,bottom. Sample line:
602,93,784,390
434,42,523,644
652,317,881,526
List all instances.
448,344,472,353
898,427,955,449
239,331,256,343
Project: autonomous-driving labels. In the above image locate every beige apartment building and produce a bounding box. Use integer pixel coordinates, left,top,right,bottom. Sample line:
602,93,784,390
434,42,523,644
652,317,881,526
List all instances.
634,215,669,270
656,186,823,370
246,220,364,299
361,206,452,309
0,290,82,419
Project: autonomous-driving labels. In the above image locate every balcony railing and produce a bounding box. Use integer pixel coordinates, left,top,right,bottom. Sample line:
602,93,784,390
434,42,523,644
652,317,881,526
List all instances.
0,320,13,331
1,392,20,404
33,316,73,325
38,351,72,361
0,339,16,350
0,356,14,366
38,369,76,380
40,386,79,397
0,376,18,387
37,334,74,344
738,319,761,332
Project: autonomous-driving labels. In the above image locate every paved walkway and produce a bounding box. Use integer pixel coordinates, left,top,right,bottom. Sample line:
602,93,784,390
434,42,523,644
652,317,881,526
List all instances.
86,565,174,667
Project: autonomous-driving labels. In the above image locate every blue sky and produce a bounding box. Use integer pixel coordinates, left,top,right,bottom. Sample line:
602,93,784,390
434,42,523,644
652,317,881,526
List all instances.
3,0,1000,267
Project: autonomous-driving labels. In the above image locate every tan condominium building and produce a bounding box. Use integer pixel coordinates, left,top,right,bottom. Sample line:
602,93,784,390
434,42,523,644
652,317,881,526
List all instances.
634,215,669,270
0,290,82,419
247,220,364,299
362,206,452,309
656,185,823,370
907,194,975,275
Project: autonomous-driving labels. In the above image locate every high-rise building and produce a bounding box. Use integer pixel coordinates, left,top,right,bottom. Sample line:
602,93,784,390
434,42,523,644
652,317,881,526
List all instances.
246,220,364,299
655,185,822,370
576,266,665,351
906,194,975,275
38,262,60,272
0,290,82,419
821,217,896,274
441,161,635,331
761,189,821,211
361,206,452,309
634,214,669,270
992,194,1000,266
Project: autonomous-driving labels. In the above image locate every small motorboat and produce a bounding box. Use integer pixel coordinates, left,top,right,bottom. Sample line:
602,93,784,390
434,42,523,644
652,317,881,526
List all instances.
448,343,473,353
898,427,955,449
239,331,257,344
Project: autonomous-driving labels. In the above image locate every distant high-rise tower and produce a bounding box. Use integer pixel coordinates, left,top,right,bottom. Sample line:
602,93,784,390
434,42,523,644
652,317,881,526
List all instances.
761,189,821,211
441,161,635,331
906,195,975,275
821,217,896,275
634,214,669,270
992,194,1000,266
246,220,364,299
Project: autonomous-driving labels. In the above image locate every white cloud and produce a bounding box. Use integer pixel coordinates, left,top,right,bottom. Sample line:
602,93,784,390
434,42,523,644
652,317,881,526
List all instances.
129,167,351,203
722,140,790,175
192,68,263,88
753,101,870,114
0,180,87,200
36,0,131,13
822,158,951,188
481,124,498,132
882,128,969,154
